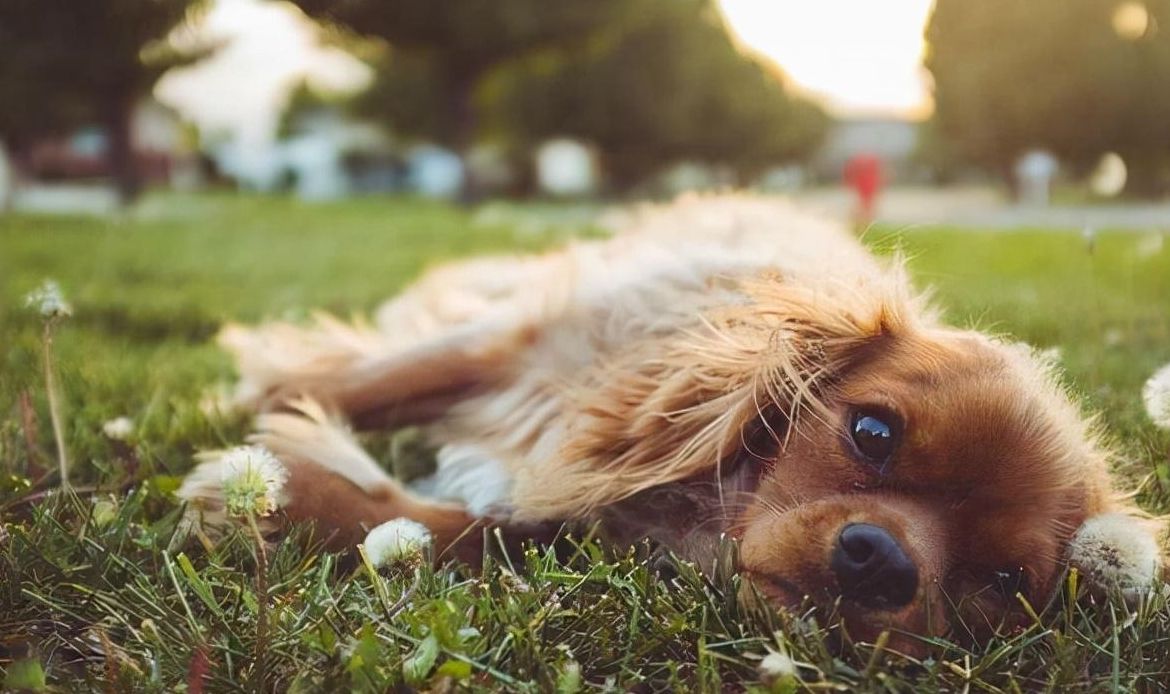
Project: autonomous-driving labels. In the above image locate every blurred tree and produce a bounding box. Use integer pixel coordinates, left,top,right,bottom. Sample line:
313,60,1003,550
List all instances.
913,119,970,185
277,80,350,140
291,0,826,194
289,0,628,196
0,0,212,205
926,0,1170,196
488,0,828,190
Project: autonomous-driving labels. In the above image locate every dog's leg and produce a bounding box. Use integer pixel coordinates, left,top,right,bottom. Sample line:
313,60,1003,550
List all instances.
221,253,570,425
220,314,536,428
178,399,482,561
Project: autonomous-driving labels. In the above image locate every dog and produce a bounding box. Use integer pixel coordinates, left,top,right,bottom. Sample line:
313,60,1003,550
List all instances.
180,195,1163,649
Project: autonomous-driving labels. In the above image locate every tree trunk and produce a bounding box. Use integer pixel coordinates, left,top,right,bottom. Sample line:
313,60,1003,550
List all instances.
1122,154,1170,199
105,94,141,206
448,69,482,205
600,147,657,196
0,139,13,212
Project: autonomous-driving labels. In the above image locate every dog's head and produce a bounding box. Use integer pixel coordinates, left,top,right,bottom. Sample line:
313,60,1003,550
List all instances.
548,265,1164,649
733,324,1162,647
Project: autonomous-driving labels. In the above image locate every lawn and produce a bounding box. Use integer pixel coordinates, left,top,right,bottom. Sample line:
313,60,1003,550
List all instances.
1,193,1168,691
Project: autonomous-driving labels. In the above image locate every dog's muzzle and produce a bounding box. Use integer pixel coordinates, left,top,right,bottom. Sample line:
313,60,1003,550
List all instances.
830,523,919,609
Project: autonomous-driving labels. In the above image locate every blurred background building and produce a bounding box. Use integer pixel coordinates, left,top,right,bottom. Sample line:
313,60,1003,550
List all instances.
1,0,1168,215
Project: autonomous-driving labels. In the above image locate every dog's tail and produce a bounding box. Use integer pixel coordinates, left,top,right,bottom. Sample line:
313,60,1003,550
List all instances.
178,398,479,555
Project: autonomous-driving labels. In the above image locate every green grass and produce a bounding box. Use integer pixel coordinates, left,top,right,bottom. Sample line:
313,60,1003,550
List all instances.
1,194,1168,691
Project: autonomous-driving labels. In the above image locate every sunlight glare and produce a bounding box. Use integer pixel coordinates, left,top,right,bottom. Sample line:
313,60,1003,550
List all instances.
719,0,935,119
1113,2,1151,40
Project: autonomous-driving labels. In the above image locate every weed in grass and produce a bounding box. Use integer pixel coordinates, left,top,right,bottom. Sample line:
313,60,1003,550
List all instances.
23,280,72,490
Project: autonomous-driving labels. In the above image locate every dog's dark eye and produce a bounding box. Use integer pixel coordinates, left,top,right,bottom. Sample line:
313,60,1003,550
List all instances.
849,408,902,464
725,405,786,486
993,567,1028,598
740,404,784,464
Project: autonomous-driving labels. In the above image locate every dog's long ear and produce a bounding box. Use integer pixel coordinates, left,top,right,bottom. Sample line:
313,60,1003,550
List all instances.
509,267,929,520
1068,510,1165,597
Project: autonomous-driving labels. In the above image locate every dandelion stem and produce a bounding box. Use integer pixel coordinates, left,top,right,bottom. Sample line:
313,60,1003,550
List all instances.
42,322,69,489
385,568,423,621
247,514,269,693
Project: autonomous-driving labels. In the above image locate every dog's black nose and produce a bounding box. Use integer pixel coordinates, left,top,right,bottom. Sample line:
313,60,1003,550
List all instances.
830,523,918,609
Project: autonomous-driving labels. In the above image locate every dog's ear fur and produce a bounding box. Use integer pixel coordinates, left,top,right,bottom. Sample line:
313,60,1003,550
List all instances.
509,266,930,520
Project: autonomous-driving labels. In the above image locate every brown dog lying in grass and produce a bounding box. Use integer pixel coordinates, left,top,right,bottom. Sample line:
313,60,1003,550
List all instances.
180,195,1163,650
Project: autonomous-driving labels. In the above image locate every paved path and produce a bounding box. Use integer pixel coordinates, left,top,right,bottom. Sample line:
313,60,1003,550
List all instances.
5,183,1169,232
792,186,1170,231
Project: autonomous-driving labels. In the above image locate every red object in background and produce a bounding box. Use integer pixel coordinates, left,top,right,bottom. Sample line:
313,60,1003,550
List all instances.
23,131,172,183
844,153,884,224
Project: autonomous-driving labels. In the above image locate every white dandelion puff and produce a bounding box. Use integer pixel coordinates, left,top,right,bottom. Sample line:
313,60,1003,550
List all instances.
1082,226,1097,254
102,417,134,441
219,445,288,517
24,279,72,319
757,650,797,687
362,518,432,567
1142,363,1170,430
1068,513,1161,595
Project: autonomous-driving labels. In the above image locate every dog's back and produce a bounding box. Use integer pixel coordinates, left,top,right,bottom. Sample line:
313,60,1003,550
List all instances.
206,197,890,518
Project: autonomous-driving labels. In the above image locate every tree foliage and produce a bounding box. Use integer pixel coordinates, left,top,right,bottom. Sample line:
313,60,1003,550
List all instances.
292,0,827,191
489,0,828,188
0,0,211,203
925,0,1170,195
290,0,629,151
276,80,354,140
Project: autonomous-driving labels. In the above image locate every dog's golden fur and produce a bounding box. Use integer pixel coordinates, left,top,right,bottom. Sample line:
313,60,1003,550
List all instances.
180,195,1163,647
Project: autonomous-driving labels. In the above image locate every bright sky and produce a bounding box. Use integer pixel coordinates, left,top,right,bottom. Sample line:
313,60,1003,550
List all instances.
157,0,935,176
156,0,370,176
719,0,935,119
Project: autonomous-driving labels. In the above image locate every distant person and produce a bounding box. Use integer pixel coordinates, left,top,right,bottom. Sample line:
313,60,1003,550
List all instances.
1014,149,1058,206
843,153,884,229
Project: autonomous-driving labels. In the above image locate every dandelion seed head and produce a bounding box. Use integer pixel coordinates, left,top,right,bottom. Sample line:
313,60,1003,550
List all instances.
1068,513,1160,593
219,445,287,517
1076,225,1095,252
1142,363,1170,430
92,496,119,527
362,518,432,567
102,417,134,441
758,650,797,686
24,279,72,319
